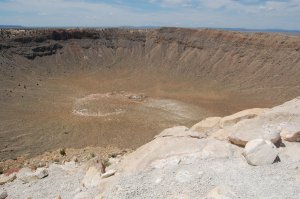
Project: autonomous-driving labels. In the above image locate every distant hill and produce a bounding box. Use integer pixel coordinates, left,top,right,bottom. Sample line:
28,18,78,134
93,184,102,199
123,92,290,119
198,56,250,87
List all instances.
1,25,300,35
0,25,24,29
217,28,300,35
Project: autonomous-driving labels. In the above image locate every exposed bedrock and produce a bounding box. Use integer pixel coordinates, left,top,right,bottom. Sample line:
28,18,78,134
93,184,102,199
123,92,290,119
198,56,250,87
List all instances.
1,28,300,160
1,27,300,103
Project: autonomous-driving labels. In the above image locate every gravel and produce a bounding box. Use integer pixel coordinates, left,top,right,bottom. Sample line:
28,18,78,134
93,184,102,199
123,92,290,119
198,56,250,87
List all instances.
104,158,300,199
1,163,100,199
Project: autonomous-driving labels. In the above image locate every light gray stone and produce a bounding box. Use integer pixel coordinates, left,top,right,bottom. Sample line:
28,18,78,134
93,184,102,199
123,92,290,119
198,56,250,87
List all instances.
0,173,16,185
280,129,300,142
82,167,101,187
243,139,278,166
101,169,116,179
35,168,48,179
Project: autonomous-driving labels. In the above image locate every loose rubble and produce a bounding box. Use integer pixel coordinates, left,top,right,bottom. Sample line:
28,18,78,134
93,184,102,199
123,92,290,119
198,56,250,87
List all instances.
1,97,300,198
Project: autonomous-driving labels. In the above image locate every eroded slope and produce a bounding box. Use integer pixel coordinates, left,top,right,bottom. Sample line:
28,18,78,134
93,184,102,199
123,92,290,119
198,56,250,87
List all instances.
0,28,300,160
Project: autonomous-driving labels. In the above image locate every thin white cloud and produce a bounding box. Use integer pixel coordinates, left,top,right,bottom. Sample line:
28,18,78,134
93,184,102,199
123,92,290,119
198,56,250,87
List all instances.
0,0,299,29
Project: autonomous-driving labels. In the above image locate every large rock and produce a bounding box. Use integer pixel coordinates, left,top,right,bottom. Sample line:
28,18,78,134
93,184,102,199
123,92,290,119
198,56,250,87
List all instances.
278,141,300,162
191,117,221,134
199,139,241,159
118,130,241,173
155,126,203,139
228,98,300,146
280,129,300,142
16,168,48,183
82,167,101,187
0,173,16,185
211,129,230,141
243,139,278,166
228,119,281,146
35,168,48,179
101,169,116,179
220,108,267,128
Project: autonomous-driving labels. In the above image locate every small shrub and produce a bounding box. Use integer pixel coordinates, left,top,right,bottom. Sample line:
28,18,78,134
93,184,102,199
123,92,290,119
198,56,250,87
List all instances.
59,148,66,156
102,159,111,168
109,153,118,158
90,153,95,158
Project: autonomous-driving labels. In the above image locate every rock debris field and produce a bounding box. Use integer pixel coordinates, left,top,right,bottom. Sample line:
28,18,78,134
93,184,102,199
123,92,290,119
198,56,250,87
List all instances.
1,97,300,199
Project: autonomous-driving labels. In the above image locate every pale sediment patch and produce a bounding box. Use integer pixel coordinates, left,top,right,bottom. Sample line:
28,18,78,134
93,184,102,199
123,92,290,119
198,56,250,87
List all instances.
72,92,136,117
72,92,205,120
143,99,204,120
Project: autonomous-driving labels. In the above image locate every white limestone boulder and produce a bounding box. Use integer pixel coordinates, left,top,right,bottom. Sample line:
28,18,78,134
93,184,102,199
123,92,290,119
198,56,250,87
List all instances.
16,168,48,183
155,126,203,139
82,167,102,187
220,108,267,128
191,117,221,133
243,139,278,166
228,119,281,146
280,129,300,142
228,98,300,146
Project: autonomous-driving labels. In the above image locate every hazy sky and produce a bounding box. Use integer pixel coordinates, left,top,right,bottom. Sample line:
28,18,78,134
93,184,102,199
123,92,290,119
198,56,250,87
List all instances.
0,0,299,30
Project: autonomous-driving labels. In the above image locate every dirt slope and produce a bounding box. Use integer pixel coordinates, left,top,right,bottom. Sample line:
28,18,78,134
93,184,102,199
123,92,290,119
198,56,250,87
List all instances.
0,28,300,160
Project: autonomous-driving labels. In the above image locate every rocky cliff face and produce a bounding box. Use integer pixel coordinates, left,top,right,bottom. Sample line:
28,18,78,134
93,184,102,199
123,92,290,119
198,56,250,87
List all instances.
1,28,300,101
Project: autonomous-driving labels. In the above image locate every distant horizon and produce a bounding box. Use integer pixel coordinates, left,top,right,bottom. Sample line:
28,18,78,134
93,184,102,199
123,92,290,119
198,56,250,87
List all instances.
1,24,300,34
0,0,300,30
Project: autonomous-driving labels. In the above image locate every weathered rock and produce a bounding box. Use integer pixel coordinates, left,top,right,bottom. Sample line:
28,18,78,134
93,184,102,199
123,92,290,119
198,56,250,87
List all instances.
243,139,278,166
155,126,202,139
0,173,16,185
191,117,221,133
16,168,48,183
35,168,48,179
82,167,101,187
228,119,281,146
220,108,267,128
101,169,116,179
280,129,300,142
199,139,241,159
206,186,237,199
211,129,230,141
225,98,300,146
278,141,300,162
16,168,37,183
118,134,242,174
0,190,8,199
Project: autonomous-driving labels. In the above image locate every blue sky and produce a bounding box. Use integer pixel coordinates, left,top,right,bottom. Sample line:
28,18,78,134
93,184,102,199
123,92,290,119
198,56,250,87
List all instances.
0,0,300,30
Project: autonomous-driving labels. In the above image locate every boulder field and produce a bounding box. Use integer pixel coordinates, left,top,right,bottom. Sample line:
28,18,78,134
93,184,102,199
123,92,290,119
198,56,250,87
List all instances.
1,97,300,199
